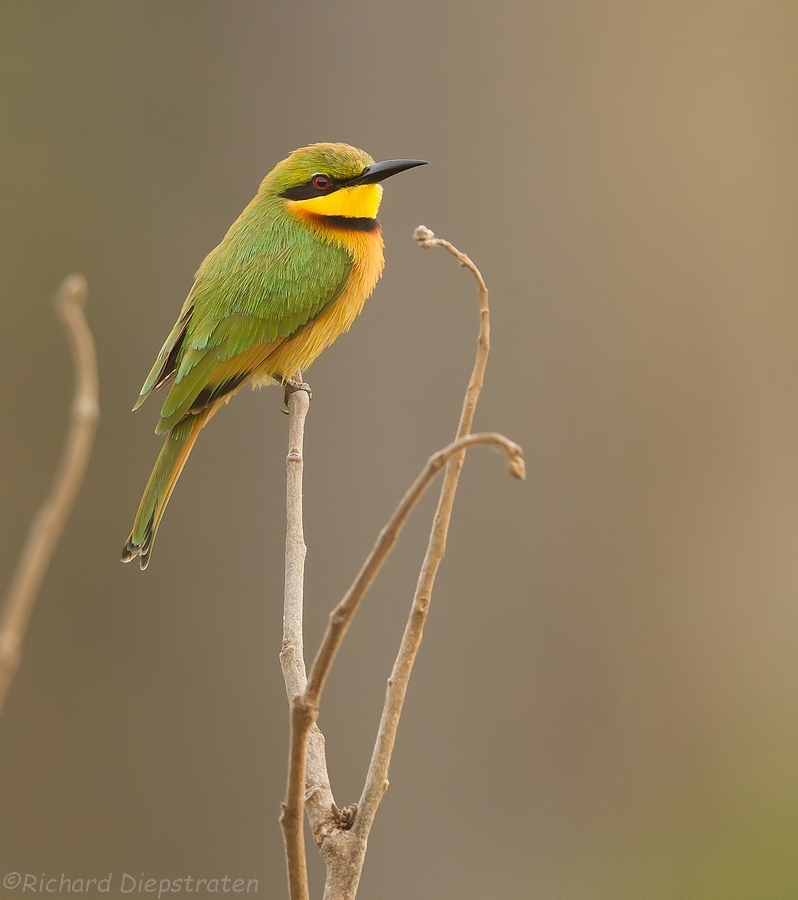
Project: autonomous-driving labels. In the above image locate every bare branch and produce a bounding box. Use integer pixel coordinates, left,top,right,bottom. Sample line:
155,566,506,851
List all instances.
0,274,99,714
301,431,521,900
357,227,494,834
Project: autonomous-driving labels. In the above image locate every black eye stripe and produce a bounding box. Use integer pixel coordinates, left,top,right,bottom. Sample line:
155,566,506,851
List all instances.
280,172,344,200
279,170,363,201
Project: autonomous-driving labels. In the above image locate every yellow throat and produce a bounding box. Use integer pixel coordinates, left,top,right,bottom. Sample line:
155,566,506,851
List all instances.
287,183,384,219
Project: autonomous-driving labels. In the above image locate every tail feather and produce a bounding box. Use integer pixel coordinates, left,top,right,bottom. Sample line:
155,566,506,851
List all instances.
122,410,209,569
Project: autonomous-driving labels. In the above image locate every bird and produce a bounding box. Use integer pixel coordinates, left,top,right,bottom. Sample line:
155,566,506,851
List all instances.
121,143,428,569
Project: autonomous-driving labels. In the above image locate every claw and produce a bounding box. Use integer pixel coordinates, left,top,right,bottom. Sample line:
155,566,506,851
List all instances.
283,379,312,409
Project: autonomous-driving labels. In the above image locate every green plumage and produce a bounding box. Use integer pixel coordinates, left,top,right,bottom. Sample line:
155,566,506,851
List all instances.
141,195,352,433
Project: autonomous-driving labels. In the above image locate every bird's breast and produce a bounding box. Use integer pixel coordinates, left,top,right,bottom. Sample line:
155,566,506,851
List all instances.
260,221,385,378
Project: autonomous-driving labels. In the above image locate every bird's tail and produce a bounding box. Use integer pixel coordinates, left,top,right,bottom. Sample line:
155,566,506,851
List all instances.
121,409,209,570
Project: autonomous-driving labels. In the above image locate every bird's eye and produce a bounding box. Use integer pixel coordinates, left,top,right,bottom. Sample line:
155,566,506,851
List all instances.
312,174,331,191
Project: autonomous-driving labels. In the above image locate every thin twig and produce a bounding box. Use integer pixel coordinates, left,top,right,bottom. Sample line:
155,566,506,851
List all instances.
0,275,98,714
357,226,492,834
279,388,312,900
305,433,524,707
281,389,310,701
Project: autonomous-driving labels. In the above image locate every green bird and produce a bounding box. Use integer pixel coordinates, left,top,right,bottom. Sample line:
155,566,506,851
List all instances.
121,143,427,569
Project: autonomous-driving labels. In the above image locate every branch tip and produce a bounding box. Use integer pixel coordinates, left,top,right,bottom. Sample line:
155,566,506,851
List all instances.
55,272,88,311
413,224,437,247
509,452,526,480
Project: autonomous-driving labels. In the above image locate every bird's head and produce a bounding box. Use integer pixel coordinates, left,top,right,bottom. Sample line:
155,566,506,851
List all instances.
265,143,428,221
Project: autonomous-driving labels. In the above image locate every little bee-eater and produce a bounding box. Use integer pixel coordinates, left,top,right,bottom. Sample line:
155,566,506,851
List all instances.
122,143,427,569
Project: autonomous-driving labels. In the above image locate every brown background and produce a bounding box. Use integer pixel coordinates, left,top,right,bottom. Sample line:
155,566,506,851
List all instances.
2,2,798,897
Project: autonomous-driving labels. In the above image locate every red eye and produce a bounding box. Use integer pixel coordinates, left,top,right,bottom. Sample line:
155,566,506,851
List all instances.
312,174,331,191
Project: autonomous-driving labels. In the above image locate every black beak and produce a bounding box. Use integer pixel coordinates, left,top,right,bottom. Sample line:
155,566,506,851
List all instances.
347,159,429,186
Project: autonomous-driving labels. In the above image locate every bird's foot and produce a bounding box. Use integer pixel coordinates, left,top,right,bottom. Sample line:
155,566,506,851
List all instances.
282,378,312,413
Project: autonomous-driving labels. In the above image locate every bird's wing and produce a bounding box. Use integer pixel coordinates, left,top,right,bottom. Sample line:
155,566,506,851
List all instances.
133,304,193,411
145,226,351,434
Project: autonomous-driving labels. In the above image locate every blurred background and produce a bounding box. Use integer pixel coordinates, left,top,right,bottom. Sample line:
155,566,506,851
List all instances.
2,2,798,897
